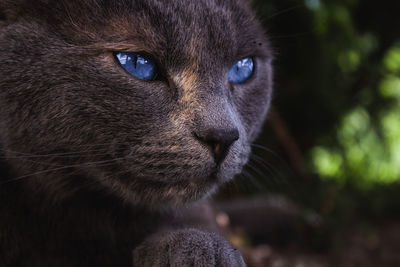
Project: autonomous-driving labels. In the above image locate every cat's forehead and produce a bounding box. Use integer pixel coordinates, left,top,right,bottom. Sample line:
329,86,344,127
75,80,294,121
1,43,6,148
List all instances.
8,0,269,78
121,1,267,67
26,0,269,66
108,0,261,55
111,1,248,60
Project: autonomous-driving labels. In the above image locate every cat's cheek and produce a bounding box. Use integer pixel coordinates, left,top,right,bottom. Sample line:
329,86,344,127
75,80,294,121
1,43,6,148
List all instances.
232,60,273,140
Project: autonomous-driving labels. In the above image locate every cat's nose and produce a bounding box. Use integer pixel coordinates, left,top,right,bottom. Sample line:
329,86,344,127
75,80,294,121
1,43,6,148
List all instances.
195,128,239,165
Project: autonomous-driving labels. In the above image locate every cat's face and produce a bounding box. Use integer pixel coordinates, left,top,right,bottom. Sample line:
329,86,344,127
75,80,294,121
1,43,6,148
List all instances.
0,0,272,207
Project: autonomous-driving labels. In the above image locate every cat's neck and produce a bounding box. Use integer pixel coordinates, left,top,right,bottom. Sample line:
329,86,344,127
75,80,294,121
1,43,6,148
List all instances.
0,151,12,182
0,157,165,248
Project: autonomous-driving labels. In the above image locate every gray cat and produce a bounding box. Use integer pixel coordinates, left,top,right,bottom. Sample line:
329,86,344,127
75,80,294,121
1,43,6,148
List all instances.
0,0,273,266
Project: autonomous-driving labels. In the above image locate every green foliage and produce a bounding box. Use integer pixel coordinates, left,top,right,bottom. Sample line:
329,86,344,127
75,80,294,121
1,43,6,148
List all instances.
310,43,400,188
250,0,400,219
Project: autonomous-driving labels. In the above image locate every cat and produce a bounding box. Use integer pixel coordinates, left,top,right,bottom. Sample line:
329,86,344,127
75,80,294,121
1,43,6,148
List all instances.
0,0,273,266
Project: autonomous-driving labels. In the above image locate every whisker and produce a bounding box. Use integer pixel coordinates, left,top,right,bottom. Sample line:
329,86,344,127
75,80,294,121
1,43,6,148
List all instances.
251,143,281,158
251,144,296,180
81,169,133,190
15,158,64,167
250,154,289,185
0,148,111,159
243,163,267,190
246,161,267,179
266,4,305,21
0,141,181,159
0,157,127,185
236,169,261,193
268,31,314,40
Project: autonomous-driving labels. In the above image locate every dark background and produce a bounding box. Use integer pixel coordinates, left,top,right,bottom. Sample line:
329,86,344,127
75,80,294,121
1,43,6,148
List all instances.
216,1,400,266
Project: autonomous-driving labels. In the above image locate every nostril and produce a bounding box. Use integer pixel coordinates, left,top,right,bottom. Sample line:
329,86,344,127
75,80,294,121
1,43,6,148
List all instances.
194,128,239,165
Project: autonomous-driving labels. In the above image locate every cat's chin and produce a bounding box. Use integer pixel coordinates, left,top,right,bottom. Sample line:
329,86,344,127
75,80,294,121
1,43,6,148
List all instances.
139,170,242,208
94,166,240,208
128,179,219,209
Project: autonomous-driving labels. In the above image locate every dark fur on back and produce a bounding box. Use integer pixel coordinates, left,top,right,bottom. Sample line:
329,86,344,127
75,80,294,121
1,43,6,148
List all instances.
0,0,273,266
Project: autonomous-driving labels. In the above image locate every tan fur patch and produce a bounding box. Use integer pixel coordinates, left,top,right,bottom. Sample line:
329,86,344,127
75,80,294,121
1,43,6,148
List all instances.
171,35,203,124
77,15,166,54
176,68,198,103
81,42,152,54
171,64,200,125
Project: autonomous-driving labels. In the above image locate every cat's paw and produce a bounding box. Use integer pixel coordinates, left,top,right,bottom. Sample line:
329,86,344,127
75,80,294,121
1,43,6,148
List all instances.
133,228,245,267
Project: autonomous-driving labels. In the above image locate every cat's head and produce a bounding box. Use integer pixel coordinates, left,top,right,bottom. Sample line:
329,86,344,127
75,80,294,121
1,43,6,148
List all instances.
0,0,273,207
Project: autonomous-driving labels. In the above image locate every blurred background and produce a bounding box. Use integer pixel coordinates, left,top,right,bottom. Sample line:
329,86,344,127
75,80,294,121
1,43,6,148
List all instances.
215,0,400,266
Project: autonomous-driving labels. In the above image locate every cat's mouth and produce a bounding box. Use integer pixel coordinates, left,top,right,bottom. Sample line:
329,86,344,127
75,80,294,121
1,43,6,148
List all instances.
110,154,245,206
85,135,249,206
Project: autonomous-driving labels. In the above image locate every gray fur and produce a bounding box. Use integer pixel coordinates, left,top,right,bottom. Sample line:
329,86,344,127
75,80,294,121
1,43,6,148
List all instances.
0,0,273,266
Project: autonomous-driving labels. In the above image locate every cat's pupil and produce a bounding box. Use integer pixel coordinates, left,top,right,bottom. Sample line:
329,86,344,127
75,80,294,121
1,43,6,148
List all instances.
133,55,137,69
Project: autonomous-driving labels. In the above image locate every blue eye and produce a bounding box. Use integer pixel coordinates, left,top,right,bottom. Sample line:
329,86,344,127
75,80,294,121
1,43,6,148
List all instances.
115,52,157,81
228,57,254,84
